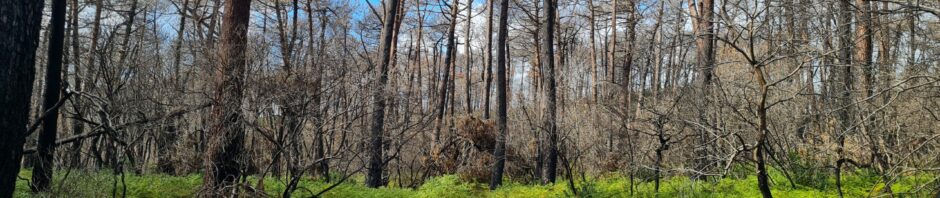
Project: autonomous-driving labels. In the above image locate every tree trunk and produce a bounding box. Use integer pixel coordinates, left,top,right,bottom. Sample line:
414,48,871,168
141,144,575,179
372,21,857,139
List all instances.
489,0,510,189
67,0,85,169
622,0,636,97
588,0,598,102
173,0,189,81
689,0,715,178
203,0,251,194
873,2,894,194
606,0,618,153
483,0,494,119
835,0,855,197
31,0,68,192
464,0,473,115
855,0,873,97
366,0,402,188
753,65,773,198
650,1,664,98
0,0,44,196
540,0,558,184
436,2,459,149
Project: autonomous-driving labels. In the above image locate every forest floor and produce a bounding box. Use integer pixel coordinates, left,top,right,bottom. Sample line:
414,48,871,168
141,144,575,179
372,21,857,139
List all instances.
13,168,938,197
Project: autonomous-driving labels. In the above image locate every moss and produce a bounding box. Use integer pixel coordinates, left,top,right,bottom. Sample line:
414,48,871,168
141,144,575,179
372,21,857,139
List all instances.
12,169,937,197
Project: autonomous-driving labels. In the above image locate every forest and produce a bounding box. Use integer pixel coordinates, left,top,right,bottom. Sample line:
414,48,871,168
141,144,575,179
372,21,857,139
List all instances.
0,0,939,197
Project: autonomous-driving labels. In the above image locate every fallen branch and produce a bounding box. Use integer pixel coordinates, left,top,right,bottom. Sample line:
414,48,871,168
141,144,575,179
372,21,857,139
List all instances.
23,130,108,154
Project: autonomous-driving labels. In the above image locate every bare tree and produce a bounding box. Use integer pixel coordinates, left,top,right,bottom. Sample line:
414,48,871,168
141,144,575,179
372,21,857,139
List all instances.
366,0,403,188
203,0,252,194
0,0,43,196
483,0,495,119
539,0,558,184
465,0,474,115
689,0,716,178
31,0,68,192
489,0,510,189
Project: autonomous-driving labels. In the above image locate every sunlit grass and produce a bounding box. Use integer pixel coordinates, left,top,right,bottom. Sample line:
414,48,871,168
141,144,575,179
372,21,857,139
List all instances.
13,168,937,197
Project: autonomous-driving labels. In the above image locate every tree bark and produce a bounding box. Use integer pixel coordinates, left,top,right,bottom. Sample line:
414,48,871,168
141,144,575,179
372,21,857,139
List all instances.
0,0,44,196
753,65,773,198
203,0,251,194
483,0,494,119
464,0,473,115
31,0,68,192
588,0,598,102
540,0,558,184
855,0,873,97
489,0,510,189
173,0,189,81
606,0,618,153
366,0,402,188
689,0,715,178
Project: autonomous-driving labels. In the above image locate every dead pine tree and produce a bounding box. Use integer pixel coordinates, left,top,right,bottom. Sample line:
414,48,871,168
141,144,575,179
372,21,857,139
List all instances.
483,0,495,119
539,0,559,184
489,0,510,189
0,0,44,196
688,0,716,179
31,0,68,192
366,0,403,188
202,0,251,195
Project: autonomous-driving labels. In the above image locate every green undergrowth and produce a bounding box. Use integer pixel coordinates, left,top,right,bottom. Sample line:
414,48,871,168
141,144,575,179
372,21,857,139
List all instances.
14,168,938,197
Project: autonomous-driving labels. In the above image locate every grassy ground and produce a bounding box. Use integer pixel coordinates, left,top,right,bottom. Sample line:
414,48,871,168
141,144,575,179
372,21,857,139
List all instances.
13,168,938,197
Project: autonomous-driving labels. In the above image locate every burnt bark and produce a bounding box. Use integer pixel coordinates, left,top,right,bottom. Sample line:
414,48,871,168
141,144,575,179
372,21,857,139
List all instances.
489,0,510,189
540,0,558,184
203,0,251,194
366,0,403,187
464,0,473,115
0,0,44,196
31,0,68,192
483,0,494,119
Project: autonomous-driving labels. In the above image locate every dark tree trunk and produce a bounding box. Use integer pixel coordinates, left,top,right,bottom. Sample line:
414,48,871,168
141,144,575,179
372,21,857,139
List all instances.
653,121,665,192
203,0,251,195
31,0,68,192
483,0,494,119
434,0,459,168
464,0,473,115
540,0,558,184
489,0,510,189
366,0,402,188
753,65,773,198
0,0,44,196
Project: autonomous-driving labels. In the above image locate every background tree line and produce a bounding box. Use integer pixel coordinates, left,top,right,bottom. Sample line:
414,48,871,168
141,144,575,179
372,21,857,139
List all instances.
1,0,939,197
